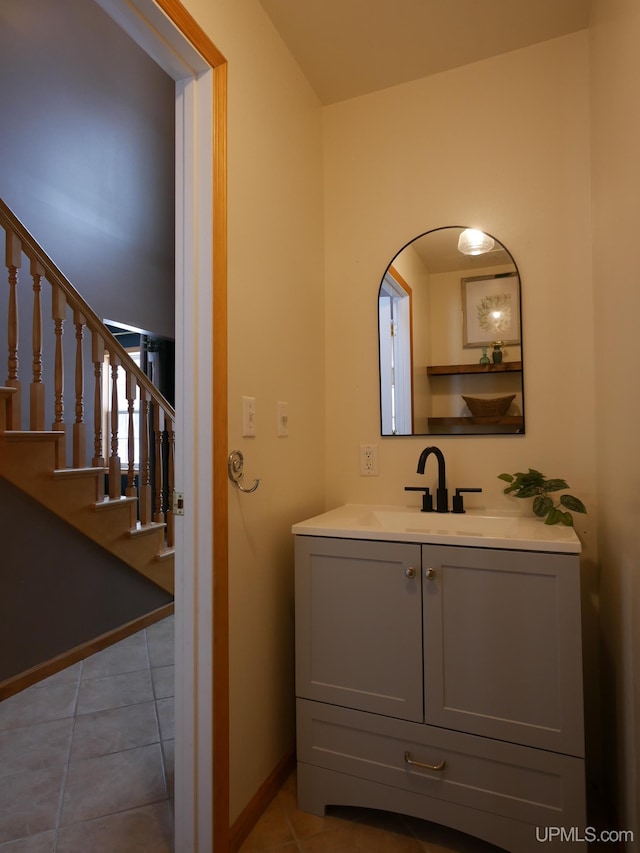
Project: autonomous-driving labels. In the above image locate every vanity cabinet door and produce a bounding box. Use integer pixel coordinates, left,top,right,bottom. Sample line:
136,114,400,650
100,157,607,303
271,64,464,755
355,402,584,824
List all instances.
422,544,584,756
295,536,423,722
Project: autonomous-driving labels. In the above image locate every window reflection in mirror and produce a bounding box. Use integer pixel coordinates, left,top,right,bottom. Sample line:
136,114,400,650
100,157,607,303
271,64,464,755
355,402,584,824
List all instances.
378,227,525,436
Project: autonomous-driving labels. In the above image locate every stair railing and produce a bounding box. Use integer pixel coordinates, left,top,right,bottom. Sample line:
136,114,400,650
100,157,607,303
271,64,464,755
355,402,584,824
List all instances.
0,199,175,550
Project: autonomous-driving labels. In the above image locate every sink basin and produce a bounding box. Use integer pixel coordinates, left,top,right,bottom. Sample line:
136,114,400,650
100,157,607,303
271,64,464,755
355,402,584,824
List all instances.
367,508,519,536
292,504,581,553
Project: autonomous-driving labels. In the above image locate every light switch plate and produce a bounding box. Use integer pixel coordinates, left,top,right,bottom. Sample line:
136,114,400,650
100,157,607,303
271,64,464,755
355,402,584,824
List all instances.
242,396,256,437
277,401,289,437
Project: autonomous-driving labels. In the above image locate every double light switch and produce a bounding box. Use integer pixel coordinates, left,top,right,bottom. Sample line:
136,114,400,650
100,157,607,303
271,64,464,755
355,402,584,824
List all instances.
242,397,289,437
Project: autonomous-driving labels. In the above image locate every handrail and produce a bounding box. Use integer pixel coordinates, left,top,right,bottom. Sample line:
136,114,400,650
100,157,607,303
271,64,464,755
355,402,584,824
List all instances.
0,198,174,419
0,196,176,554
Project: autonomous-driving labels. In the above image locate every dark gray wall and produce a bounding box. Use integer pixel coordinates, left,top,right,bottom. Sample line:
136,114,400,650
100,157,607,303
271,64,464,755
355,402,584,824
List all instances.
0,0,175,340
0,477,172,683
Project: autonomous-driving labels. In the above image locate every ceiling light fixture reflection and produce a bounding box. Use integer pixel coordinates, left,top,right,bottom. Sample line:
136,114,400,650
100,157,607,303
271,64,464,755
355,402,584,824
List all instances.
457,228,495,256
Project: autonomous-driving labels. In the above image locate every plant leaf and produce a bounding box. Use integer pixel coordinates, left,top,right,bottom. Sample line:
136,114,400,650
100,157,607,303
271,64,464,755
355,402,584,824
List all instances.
533,495,553,517
560,494,587,514
497,473,514,483
544,507,561,525
543,479,570,493
515,484,542,498
503,484,521,495
520,471,545,485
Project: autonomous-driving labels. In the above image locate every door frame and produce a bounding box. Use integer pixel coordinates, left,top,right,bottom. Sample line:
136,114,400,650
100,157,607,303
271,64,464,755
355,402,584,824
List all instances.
93,1,228,849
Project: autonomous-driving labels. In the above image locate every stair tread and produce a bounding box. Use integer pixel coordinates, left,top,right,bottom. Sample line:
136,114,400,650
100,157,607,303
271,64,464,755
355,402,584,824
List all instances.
156,546,175,562
54,466,107,479
129,521,167,538
0,386,18,396
1,430,64,441
94,496,138,511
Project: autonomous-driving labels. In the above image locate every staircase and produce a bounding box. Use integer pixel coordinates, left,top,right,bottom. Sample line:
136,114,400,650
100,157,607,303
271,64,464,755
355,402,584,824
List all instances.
0,199,175,596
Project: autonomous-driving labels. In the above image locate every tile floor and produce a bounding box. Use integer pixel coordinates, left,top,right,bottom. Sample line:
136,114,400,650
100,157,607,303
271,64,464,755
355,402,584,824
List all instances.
1,620,610,853
0,621,512,853
240,771,507,853
0,616,174,852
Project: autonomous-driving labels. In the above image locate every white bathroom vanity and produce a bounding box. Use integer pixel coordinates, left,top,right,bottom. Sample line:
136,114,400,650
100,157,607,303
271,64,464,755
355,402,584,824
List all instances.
292,504,586,852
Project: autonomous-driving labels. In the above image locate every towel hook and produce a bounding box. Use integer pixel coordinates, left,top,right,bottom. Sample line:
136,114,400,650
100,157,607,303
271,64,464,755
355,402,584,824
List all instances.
227,450,260,493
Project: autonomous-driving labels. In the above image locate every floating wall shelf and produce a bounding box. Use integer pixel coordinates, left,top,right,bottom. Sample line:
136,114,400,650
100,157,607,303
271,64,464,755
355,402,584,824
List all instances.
427,361,523,376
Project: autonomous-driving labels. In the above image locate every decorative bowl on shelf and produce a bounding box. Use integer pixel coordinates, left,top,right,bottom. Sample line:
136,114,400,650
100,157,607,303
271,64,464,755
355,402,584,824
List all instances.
462,394,516,418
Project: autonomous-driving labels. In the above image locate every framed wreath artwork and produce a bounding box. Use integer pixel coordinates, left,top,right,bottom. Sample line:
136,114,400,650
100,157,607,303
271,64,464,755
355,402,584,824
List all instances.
461,273,521,348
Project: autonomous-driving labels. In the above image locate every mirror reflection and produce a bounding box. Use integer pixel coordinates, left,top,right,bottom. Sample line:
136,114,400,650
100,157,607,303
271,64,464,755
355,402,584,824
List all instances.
378,227,524,436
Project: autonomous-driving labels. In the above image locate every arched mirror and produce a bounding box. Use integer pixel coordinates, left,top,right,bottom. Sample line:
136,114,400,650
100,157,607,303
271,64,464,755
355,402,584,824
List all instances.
378,227,524,436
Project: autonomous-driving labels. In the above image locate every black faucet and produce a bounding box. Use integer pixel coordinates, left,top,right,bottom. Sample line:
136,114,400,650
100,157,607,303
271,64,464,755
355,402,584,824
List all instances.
417,446,449,513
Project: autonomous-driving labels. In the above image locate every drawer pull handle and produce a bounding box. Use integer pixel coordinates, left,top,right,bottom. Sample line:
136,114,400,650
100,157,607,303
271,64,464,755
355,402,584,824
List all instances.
405,567,416,579
404,750,446,772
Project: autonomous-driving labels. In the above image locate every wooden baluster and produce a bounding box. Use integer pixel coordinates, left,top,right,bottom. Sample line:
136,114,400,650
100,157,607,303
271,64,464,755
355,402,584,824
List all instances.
73,310,86,468
108,355,121,499
92,333,105,468
166,413,175,548
153,402,164,524
125,371,137,498
51,283,66,467
5,230,22,429
139,389,152,525
29,258,45,430
91,332,105,501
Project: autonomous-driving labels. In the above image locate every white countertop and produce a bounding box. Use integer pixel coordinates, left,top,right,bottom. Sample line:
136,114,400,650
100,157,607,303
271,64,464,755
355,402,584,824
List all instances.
292,503,581,554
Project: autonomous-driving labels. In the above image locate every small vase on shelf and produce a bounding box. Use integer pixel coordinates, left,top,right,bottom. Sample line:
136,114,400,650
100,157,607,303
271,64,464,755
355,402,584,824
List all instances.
492,342,503,364
479,347,490,365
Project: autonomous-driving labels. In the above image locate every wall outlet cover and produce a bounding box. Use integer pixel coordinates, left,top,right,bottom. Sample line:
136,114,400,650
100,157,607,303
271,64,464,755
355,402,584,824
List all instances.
359,444,379,476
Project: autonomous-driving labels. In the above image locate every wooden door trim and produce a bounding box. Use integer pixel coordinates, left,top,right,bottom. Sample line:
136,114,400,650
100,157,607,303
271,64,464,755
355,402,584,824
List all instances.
142,2,229,848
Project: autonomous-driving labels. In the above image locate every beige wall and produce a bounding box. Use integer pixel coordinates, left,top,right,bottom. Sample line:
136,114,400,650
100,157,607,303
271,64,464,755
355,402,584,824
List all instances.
322,29,607,801
168,1,638,838
323,33,596,551
182,0,325,823
590,0,640,839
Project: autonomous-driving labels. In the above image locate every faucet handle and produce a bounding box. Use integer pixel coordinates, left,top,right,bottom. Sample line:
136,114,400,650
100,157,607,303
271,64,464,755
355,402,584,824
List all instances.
404,486,433,512
451,488,483,514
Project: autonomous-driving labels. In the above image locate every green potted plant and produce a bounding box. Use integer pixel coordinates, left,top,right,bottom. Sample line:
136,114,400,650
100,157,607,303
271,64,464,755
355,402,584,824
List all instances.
498,468,587,526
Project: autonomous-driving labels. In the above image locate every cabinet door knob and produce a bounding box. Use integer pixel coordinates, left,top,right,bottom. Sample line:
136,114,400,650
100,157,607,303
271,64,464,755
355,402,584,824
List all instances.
425,568,436,580
405,567,416,579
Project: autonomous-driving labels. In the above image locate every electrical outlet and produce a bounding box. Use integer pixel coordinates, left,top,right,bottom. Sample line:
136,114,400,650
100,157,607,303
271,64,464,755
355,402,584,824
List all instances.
242,396,256,437
277,401,289,437
359,444,379,476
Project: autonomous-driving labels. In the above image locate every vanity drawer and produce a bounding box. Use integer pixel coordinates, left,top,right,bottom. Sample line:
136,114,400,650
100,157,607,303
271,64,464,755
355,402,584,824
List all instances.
297,699,586,828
